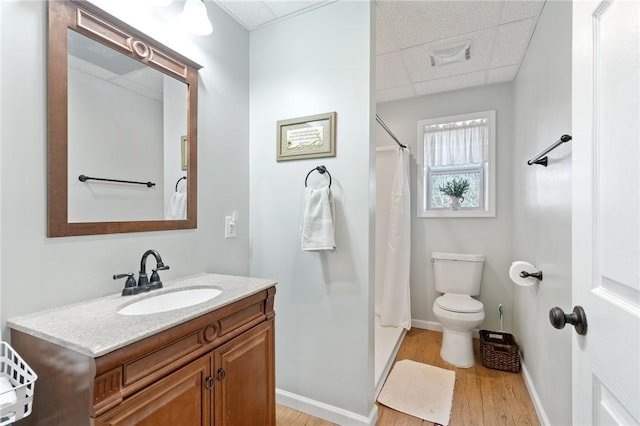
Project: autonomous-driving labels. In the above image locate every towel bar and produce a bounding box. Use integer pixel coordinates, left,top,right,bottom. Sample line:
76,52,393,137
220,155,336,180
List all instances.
527,134,572,166
78,174,155,188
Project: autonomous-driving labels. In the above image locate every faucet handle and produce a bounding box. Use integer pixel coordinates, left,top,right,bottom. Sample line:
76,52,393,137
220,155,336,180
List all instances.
149,266,168,290
114,273,138,296
114,273,135,285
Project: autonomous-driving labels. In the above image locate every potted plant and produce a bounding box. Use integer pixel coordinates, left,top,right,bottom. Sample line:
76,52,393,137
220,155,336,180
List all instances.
438,178,470,210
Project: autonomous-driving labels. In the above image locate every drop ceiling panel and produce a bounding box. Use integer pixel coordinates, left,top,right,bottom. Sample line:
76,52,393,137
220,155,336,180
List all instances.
376,51,411,90
376,7,400,54
213,0,331,30
377,1,502,51
265,1,325,17
212,0,545,102
377,84,416,103
377,1,544,102
215,1,278,29
486,64,519,84
499,0,545,24
112,69,164,101
413,70,486,96
490,18,536,68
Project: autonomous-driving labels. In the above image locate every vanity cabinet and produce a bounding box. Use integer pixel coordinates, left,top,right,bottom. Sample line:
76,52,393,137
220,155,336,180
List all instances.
94,354,212,426
214,321,274,425
10,286,275,426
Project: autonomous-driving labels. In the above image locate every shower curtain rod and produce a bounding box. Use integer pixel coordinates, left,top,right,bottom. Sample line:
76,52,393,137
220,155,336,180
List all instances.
376,114,407,149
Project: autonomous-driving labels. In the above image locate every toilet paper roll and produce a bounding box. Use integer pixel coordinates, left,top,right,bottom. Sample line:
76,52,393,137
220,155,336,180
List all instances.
509,261,539,287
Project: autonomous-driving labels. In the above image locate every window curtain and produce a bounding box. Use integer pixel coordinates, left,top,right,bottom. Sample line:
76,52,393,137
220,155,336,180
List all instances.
424,119,488,167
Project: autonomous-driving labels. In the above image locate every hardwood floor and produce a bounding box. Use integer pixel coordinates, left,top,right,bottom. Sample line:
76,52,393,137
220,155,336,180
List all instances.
276,405,336,426
277,328,540,426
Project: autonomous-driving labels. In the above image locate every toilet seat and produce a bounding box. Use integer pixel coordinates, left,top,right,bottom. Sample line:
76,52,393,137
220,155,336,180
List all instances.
435,294,483,313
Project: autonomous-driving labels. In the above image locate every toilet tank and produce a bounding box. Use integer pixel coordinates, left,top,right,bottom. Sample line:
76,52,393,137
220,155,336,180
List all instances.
432,252,485,295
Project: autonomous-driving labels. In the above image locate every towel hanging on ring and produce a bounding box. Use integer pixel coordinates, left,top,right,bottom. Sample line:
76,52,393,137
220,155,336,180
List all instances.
166,176,187,220
301,166,335,251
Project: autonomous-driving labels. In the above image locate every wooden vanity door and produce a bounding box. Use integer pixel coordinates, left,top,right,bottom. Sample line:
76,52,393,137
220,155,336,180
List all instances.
94,355,212,426
214,320,275,426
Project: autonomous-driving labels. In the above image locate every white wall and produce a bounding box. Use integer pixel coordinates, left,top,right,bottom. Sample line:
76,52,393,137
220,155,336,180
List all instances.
0,1,251,333
68,68,164,222
376,83,514,332
249,1,376,421
0,1,3,340
163,75,188,218
512,2,572,425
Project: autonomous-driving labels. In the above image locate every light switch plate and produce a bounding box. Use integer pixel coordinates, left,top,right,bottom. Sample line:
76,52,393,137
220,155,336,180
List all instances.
225,216,236,238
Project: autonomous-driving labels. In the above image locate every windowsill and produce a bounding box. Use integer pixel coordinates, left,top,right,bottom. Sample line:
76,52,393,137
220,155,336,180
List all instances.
418,209,496,218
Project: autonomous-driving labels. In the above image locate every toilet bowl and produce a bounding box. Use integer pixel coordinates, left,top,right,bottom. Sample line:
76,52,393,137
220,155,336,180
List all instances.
431,252,485,368
433,294,484,368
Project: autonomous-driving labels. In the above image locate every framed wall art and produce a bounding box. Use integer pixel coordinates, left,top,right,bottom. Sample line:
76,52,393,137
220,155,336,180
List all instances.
276,112,336,161
181,135,188,171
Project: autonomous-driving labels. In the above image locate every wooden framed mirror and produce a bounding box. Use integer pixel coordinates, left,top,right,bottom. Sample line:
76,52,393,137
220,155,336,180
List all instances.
48,0,201,237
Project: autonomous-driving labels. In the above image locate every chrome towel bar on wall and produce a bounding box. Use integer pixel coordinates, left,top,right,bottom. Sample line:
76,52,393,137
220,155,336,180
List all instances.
527,134,572,167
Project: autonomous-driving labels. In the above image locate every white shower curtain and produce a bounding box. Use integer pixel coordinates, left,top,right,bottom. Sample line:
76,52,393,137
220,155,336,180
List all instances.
378,147,411,329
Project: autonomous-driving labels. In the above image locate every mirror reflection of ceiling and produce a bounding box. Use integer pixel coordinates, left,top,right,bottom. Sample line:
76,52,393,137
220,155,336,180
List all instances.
211,0,545,102
68,30,163,101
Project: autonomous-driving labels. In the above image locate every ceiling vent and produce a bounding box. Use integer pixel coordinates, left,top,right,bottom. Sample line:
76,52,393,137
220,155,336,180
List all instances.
429,42,471,67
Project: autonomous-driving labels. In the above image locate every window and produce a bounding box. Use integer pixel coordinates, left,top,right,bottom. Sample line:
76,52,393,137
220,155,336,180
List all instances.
417,110,496,217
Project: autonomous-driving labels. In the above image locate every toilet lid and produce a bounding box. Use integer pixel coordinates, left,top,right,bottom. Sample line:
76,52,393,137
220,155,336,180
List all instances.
435,294,484,313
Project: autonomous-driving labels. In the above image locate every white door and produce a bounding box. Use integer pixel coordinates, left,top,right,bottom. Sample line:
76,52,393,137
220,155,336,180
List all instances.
572,1,640,425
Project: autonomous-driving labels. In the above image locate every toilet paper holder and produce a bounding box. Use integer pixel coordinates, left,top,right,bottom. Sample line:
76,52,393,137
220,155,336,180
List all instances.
519,270,543,281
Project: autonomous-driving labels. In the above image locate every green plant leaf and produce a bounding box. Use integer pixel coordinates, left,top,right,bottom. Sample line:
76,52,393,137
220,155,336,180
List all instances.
437,178,470,198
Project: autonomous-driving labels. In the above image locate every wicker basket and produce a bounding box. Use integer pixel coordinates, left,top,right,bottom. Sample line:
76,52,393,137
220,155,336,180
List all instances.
0,342,37,426
479,330,521,373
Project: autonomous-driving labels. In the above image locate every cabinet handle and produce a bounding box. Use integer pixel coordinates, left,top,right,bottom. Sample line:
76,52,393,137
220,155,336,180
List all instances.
217,368,227,382
205,376,215,390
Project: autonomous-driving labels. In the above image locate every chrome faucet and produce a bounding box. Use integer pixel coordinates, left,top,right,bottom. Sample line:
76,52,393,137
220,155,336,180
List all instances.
114,249,170,296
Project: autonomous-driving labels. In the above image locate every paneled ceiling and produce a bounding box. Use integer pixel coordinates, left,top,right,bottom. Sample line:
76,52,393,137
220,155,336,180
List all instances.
212,0,546,103
213,0,333,30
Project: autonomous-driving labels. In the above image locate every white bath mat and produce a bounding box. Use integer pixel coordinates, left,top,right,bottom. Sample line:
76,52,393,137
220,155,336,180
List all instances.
377,359,455,425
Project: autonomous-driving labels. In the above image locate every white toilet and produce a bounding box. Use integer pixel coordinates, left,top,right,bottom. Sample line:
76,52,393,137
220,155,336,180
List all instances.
431,252,485,368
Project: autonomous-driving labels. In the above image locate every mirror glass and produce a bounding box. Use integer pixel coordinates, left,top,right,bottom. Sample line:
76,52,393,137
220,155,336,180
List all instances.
67,29,188,222
47,0,201,237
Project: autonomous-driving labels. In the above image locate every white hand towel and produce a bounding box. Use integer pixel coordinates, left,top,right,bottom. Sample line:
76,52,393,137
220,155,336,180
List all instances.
301,186,336,251
166,192,186,220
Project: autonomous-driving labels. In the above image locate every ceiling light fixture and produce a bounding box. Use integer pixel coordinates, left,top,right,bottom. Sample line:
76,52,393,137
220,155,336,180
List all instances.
429,42,471,67
179,0,213,36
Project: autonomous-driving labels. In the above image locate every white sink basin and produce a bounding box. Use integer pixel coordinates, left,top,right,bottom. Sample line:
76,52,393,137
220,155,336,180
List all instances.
118,288,222,316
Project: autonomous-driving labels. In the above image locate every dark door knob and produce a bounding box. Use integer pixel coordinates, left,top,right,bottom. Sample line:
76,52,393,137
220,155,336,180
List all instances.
549,306,587,335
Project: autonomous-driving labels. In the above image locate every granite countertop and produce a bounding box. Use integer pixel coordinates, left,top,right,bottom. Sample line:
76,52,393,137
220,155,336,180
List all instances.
8,273,276,358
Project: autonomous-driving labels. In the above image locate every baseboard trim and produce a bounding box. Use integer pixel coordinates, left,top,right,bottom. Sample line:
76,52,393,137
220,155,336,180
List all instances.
411,319,482,338
520,359,550,426
276,388,378,426
411,319,442,331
